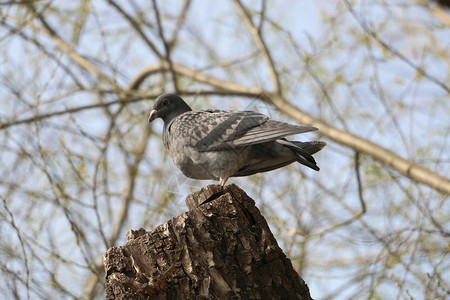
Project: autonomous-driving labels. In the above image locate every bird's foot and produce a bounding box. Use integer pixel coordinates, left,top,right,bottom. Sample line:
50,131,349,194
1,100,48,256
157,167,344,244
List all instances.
219,177,229,187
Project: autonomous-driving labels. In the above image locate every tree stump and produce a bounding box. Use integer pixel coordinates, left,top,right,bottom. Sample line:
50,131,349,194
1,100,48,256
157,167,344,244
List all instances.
103,184,313,300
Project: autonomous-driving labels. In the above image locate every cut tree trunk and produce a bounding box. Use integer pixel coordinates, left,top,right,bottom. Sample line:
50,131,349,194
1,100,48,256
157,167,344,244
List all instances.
103,184,313,300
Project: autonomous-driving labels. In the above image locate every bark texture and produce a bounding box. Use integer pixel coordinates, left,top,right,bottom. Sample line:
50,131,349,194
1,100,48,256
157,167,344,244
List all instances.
103,184,313,300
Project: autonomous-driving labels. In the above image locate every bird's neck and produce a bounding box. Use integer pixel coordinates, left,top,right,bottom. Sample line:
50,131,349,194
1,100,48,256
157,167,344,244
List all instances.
163,106,192,128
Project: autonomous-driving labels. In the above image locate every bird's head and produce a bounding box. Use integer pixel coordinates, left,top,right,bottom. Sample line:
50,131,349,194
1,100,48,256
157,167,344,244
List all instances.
148,94,192,124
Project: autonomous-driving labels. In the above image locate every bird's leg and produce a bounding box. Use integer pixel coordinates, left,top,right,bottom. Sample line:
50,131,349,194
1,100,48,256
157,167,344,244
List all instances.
219,177,228,186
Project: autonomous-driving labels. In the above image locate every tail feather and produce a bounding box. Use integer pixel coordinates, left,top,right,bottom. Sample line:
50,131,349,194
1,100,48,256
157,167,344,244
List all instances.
277,139,326,171
231,139,326,177
291,141,327,155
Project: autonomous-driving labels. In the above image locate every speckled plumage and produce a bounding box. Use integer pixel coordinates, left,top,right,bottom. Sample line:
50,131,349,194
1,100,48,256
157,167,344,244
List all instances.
148,94,326,186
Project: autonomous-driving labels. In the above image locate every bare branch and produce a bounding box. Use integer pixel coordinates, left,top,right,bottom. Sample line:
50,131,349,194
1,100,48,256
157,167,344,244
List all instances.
25,3,115,85
1,20,85,88
269,94,450,195
233,0,282,95
430,5,450,26
168,0,192,47
106,0,162,59
256,0,266,34
1,195,30,300
152,0,179,93
131,61,264,95
0,95,146,130
343,0,450,94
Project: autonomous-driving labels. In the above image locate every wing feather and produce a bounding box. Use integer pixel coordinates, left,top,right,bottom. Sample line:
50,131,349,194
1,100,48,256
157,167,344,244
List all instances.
174,109,316,152
230,121,317,146
193,110,268,151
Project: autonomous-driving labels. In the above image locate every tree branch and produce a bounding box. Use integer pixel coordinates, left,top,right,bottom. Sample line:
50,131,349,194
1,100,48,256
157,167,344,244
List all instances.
0,95,145,130
233,0,282,95
26,3,115,85
152,0,179,93
168,0,192,47
430,5,450,26
106,0,162,59
343,0,450,94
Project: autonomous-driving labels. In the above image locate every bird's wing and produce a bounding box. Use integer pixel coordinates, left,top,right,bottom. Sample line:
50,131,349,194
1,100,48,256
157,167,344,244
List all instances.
188,110,268,151
228,120,317,147
171,109,317,151
165,110,260,150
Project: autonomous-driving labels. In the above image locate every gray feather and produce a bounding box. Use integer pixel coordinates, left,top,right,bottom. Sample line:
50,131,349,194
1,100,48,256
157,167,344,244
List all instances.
149,94,326,186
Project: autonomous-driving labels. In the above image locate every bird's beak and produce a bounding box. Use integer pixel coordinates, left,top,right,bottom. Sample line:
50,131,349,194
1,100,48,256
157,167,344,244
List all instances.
148,109,158,123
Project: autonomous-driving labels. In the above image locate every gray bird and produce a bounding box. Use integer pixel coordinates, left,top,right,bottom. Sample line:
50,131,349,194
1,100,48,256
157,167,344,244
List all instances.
148,94,326,186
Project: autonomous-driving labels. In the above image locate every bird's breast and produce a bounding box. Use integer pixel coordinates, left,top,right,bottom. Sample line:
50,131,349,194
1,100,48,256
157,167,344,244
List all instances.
168,142,251,180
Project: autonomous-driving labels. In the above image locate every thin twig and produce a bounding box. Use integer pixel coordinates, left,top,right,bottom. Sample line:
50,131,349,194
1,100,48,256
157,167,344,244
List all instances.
294,152,366,239
1,18,85,88
233,0,282,95
286,32,350,131
106,0,162,59
343,0,450,94
0,95,146,130
169,0,192,47
152,0,179,93
257,0,266,34
354,152,367,214
25,3,115,85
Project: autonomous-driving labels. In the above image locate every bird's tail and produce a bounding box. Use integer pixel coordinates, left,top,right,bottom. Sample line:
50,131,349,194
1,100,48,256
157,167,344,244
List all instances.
291,141,327,155
277,140,326,171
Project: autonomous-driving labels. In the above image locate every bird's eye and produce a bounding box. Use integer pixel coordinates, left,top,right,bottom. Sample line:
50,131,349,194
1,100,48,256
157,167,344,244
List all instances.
162,99,169,107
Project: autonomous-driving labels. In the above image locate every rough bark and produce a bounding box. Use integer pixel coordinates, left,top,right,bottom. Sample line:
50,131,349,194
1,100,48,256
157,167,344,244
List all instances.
103,184,313,300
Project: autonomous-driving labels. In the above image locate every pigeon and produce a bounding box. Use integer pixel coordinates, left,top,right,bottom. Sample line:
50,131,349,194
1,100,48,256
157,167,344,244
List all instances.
148,94,326,186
